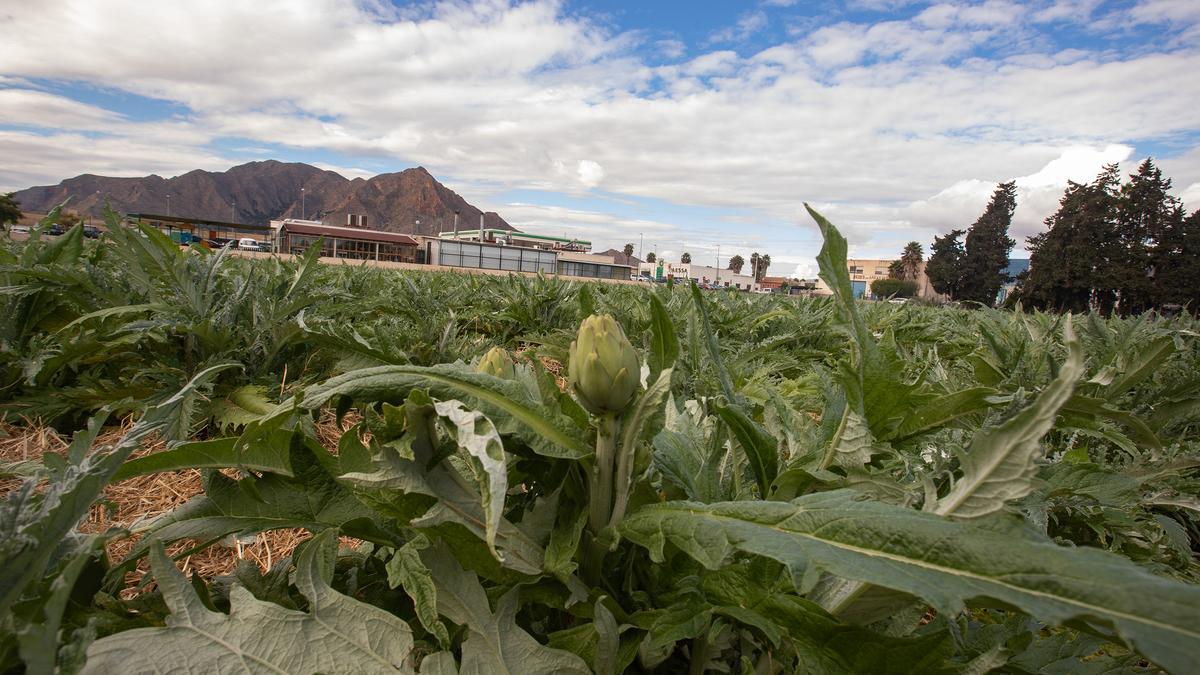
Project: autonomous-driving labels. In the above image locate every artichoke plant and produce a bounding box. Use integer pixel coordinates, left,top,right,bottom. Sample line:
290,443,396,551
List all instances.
476,346,516,379
568,314,640,416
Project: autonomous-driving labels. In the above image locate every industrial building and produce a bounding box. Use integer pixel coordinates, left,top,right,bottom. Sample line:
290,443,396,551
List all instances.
270,219,421,263
127,213,272,247
637,261,758,290
437,228,591,252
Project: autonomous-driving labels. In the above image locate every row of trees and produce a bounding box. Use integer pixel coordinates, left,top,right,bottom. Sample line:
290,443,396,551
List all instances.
920,159,1197,315
1022,159,1199,315
925,181,1019,306
628,246,774,282
727,252,771,281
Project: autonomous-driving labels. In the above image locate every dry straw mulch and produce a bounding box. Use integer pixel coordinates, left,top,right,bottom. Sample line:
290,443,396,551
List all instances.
0,411,359,595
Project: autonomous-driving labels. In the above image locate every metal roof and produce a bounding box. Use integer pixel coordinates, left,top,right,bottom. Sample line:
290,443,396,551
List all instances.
282,221,419,246
438,228,591,246
128,213,270,232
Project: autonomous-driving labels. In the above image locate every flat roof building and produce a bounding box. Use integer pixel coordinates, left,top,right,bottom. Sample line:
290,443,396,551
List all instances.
271,219,420,263
438,228,591,253
639,261,758,290
128,213,271,247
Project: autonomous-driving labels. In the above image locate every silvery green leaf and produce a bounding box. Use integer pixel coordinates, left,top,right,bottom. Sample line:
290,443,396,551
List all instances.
84,530,414,674
433,400,507,559
936,320,1084,518
421,544,589,675
621,490,1200,674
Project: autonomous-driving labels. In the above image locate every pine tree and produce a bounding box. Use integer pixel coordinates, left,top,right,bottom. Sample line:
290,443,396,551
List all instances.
925,229,966,299
1152,206,1196,310
727,254,744,274
959,181,1017,306
1116,158,1182,314
1024,165,1121,313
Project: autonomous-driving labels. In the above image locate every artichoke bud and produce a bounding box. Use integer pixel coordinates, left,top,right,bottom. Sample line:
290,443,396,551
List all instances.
476,346,516,379
569,314,641,415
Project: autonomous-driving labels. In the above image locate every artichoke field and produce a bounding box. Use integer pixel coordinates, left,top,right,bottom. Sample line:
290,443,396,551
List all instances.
1,204,1199,673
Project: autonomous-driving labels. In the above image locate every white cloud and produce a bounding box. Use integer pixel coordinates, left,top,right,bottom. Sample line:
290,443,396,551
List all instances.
576,160,606,187
0,0,1197,263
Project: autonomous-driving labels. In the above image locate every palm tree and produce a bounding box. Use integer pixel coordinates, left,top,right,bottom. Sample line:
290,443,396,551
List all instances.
623,243,635,265
681,252,692,264
897,241,923,280
728,254,745,274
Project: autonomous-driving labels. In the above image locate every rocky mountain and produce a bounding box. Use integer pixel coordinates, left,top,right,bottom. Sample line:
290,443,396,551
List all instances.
11,160,513,237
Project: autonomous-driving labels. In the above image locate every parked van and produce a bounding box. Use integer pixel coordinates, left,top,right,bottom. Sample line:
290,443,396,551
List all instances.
237,238,266,252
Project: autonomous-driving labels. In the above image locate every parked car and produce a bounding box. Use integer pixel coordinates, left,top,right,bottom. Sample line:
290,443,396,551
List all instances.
83,226,101,239
237,238,266,252
8,224,31,234
46,224,64,236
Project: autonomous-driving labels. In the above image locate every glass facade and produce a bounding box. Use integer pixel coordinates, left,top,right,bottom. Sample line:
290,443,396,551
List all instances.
557,260,629,280
284,233,417,263
437,241,557,273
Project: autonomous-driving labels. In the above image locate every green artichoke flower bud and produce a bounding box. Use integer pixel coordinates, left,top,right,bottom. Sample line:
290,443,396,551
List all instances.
476,346,516,379
569,314,640,415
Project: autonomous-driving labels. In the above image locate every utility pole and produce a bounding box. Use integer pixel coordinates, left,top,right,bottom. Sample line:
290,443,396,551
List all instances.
231,200,236,223
453,210,460,239
300,187,305,220
716,244,721,285
639,232,643,261
166,193,171,218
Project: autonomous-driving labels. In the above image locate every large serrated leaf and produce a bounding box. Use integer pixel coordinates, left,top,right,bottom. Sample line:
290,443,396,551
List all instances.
433,400,508,559
114,439,381,575
714,404,778,496
83,530,414,674
936,320,1084,518
620,490,1200,674
387,537,451,649
287,363,591,459
421,544,589,675
112,429,294,481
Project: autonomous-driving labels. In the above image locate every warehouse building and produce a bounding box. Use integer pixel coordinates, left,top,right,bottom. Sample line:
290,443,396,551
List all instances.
438,228,591,253
425,237,632,280
271,219,421,263
638,261,758,290
128,213,272,247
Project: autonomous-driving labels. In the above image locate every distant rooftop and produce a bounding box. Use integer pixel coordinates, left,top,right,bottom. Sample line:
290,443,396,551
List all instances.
438,228,591,246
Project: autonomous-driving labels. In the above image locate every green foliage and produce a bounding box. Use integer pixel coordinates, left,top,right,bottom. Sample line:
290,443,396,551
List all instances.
2,207,1199,673
925,228,966,298
960,181,1018,306
1023,158,1199,316
0,192,20,226
84,531,415,673
869,277,917,298
726,253,744,274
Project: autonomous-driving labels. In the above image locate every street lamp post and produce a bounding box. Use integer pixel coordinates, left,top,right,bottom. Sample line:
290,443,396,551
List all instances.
300,187,306,220
231,200,236,223
453,210,460,240
166,194,171,218
716,245,721,285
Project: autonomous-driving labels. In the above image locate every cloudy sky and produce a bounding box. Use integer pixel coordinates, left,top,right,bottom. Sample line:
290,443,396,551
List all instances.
2,0,1198,276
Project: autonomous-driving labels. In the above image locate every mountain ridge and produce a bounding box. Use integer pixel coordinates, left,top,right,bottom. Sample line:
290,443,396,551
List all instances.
10,160,514,237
